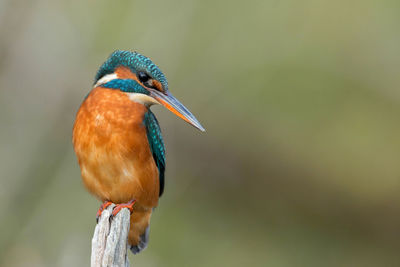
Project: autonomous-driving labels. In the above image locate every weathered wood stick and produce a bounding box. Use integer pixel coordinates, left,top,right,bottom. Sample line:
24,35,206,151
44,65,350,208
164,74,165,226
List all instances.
91,204,131,267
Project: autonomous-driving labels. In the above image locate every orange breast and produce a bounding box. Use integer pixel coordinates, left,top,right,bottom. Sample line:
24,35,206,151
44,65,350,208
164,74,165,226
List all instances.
72,87,159,208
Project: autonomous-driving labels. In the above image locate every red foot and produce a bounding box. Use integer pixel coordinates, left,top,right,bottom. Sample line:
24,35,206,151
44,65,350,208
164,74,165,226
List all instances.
111,200,136,218
96,201,113,223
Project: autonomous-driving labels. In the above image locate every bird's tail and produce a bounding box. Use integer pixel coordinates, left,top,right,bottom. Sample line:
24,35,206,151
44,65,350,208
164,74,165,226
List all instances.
128,208,152,254
130,226,150,254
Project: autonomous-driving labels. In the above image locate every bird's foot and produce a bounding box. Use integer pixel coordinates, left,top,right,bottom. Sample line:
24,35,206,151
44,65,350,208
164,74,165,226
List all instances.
96,201,113,223
110,200,136,220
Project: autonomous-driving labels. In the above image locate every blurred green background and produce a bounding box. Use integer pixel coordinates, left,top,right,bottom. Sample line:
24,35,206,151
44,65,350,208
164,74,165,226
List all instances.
1,0,400,266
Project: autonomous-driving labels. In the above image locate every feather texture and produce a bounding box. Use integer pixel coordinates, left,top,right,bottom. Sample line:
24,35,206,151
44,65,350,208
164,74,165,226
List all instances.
144,111,165,196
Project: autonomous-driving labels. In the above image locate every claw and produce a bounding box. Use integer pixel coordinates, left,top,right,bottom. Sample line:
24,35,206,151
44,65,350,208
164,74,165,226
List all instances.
109,200,136,221
96,201,113,223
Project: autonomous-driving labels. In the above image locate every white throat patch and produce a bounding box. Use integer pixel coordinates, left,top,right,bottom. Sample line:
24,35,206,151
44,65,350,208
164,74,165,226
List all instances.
94,73,118,88
93,73,159,106
128,93,160,106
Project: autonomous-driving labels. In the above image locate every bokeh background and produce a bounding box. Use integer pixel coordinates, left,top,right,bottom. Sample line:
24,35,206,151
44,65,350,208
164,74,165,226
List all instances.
1,0,400,266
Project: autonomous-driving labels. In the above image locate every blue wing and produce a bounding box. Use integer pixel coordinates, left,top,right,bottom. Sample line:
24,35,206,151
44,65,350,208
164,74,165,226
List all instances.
144,111,165,196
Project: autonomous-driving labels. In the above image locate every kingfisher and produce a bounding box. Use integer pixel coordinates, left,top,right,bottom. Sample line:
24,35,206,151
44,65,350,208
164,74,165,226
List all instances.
72,50,204,254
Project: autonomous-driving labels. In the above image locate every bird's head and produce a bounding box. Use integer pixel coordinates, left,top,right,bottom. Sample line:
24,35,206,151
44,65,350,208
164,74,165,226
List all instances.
94,50,205,132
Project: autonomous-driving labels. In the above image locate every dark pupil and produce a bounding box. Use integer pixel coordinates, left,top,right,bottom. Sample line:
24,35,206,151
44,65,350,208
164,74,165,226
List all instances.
138,72,150,83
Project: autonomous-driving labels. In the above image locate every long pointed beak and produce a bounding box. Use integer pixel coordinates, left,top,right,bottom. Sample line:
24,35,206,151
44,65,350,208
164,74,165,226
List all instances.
150,89,205,132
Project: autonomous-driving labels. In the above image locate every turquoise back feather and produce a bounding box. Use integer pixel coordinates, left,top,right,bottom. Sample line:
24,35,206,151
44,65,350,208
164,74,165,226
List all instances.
143,111,165,196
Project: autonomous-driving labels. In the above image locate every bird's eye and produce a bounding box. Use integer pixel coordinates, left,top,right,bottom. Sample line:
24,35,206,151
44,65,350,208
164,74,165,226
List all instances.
138,71,150,83
138,71,155,88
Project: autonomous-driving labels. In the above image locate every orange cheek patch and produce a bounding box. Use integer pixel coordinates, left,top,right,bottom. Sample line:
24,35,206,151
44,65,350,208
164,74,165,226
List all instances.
152,80,164,92
114,66,164,92
115,66,140,82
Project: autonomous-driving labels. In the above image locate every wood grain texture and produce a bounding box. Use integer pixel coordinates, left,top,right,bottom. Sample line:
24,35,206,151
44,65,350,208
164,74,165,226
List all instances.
91,204,131,267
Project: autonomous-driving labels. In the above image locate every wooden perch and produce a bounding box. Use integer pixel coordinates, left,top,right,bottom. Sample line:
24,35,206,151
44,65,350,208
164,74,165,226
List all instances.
91,204,131,267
